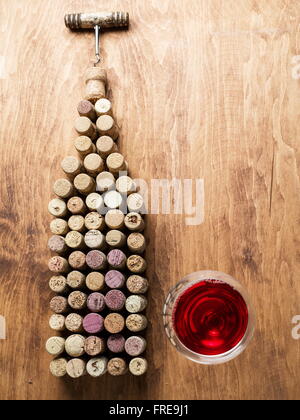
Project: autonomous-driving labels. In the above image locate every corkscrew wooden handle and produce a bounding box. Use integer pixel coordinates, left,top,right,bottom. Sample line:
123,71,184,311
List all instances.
65,12,129,30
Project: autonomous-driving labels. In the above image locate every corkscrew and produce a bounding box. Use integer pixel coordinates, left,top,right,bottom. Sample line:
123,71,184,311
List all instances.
64,12,129,66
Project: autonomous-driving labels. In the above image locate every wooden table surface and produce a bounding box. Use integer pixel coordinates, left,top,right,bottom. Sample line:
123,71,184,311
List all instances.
0,0,299,400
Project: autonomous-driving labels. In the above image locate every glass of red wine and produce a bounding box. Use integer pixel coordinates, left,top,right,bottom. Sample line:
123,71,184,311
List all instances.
163,271,255,364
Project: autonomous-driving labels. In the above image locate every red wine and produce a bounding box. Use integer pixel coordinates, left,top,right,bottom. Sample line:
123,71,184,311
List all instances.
173,280,248,356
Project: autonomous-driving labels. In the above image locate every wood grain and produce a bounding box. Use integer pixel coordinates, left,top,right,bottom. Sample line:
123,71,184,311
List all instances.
0,0,300,400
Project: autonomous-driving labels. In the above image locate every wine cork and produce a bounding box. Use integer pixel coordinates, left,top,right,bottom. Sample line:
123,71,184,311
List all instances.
66,271,86,289
106,153,127,173
65,313,83,333
105,270,125,289
103,190,123,209
45,336,65,356
106,230,126,248
68,251,86,270
87,292,106,313
95,98,112,117
65,334,85,357
126,275,149,294
74,173,96,195
107,249,127,270
49,275,68,293
48,235,68,254
67,196,87,215
65,231,84,249
96,136,118,159
66,358,86,379
87,357,108,378
127,233,146,254
68,215,85,232
85,67,106,103
125,336,147,356
84,153,104,176
61,156,82,178
53,178,75,199
68,291,87,310
49,314,66,332
48,256,69,273
107,334,125,353
85,336,106,356
126,314,148,332
105,290,126,311
50,358,68,378
86,272,105,292
116,176,136,195
104,313,125,334
96,115,118,140
77,100,96,121
83,313,104,334
124,212,145,232
50,296,68,314
85,212,105,231
66,231,84,250
86,250,107,270
48,198,67,218
74,116,97,140
84,230,105,250
86,193,104,212
127,193,145,213
74,136,96,157
107,358,127,376
105,210,125,230
129,358,148,376
125,295,148,313
96,171,116,193
50,218,69,235
127,255,147,274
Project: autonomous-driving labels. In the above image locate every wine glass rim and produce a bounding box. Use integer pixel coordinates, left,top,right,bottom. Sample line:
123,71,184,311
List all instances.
163,270,256,365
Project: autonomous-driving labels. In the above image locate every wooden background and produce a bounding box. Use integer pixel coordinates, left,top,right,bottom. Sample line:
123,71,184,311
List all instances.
0,0,299,400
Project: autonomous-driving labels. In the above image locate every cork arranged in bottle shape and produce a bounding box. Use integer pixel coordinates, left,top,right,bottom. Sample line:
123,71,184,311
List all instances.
47,12,148,378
